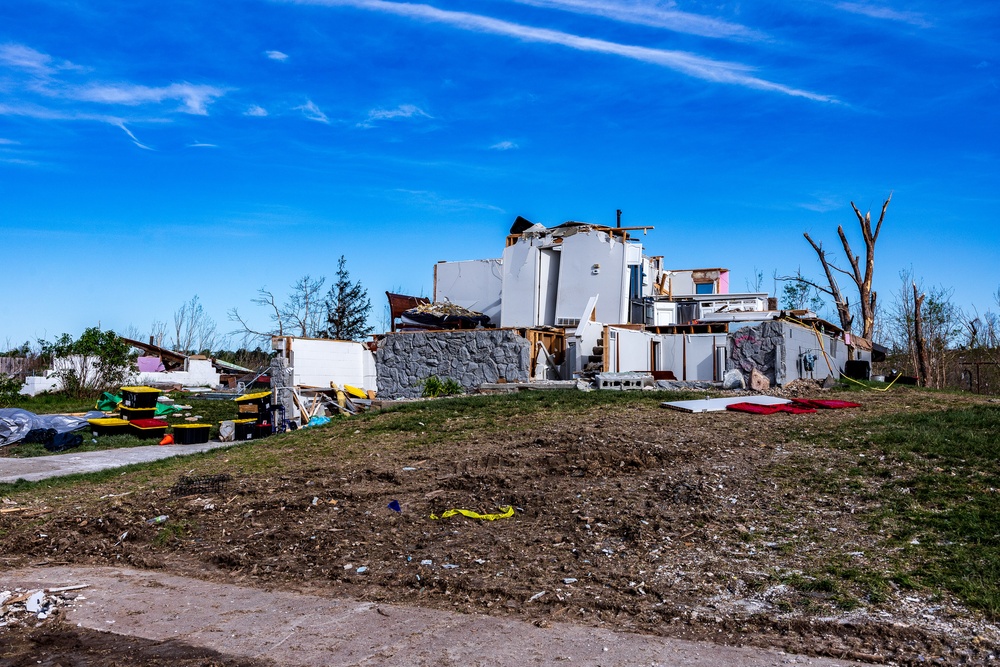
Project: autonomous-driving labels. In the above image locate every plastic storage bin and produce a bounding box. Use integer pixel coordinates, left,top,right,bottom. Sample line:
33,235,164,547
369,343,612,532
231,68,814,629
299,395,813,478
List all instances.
120,386,162,408
119,406,157,421
233,418,258,440
88,417,129,437
234,390,273,420
172,423,211,444
129,418,169,439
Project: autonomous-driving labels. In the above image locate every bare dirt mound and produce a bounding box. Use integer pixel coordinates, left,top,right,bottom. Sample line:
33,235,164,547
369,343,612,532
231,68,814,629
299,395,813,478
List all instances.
2,388,998,665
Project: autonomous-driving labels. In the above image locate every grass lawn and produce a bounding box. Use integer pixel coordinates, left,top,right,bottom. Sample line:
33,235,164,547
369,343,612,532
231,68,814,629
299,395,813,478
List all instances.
781,399,1000,619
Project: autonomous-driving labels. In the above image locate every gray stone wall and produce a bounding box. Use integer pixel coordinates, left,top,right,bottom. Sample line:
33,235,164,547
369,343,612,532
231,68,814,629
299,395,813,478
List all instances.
376,330,532,398
727,321,787,386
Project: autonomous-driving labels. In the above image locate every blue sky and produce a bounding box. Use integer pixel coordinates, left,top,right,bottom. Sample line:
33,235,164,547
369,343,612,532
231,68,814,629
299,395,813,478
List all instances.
1,0,997,348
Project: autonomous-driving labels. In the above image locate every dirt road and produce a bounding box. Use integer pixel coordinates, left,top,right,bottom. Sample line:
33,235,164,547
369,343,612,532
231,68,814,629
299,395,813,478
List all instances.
2,565,860,666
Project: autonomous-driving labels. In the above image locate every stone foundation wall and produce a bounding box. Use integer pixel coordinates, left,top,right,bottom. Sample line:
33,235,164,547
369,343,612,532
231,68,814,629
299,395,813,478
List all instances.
375,330,531,399
727,321,786,386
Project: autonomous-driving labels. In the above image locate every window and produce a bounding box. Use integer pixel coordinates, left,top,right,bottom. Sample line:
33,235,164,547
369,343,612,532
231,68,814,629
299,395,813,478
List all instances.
695,282,715,295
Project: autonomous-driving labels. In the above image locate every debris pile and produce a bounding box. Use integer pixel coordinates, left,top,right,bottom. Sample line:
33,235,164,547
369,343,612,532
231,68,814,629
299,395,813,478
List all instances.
400,302,491,329
0,584,88,628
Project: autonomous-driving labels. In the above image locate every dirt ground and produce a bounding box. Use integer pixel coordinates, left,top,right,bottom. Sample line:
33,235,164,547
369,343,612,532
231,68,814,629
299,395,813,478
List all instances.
2,386,998,665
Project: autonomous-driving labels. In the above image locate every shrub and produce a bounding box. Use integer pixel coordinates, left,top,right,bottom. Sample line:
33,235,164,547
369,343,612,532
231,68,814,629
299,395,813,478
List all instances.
39,327,134,398
0,374,20,407
422,376,463,398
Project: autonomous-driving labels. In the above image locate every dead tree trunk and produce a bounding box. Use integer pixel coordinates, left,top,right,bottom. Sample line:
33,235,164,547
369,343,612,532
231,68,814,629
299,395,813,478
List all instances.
846,193,891,341
913,282,930,387
801,193,891,344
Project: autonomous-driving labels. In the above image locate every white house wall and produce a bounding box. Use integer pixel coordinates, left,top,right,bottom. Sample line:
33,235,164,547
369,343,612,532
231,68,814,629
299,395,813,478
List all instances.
434,259,503,325
138,358,220,387
537,248,560,326
608,328,650,372
274,337,376,392
555,231,628,326
500,242,540,327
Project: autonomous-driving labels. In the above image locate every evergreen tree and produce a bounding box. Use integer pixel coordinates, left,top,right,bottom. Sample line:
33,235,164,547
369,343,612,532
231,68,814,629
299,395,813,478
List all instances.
319,256,373,341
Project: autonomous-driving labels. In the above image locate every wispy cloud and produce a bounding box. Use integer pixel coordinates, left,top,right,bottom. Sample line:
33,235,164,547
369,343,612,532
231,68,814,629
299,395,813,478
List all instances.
796,194,843,213
288,0,834,102
490,140,518,150
266,50,290,61
245,104,269,117
507,0,764,41
0,43,79,74
0,101,121,123
116,122,153,150
188,141,218,148
359,103,431,127
0,138,19,145
296,99,329,122
834,2,931,28
0,42,229,126
395,188,505,212
0,157,40,166
71,82,225,115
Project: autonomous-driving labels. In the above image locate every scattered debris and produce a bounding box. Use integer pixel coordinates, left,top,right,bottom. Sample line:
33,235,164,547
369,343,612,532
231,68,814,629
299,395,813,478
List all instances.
0,585,87,627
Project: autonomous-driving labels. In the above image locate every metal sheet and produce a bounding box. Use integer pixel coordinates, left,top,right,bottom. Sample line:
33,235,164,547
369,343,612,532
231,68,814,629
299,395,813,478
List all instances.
660,396,791,413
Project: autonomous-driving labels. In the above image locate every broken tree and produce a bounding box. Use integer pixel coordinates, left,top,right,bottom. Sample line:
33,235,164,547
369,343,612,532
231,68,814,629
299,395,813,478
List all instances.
801,193,892,341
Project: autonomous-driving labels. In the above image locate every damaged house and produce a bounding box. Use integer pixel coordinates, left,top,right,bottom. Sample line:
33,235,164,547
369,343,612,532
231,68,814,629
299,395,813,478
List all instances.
373,217,875,398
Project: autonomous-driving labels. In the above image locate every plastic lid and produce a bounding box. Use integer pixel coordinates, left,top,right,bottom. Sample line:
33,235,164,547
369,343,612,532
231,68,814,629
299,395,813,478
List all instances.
234,390,272,402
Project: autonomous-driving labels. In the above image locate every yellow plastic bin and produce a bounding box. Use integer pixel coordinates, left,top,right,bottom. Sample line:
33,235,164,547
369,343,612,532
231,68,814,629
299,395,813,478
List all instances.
120,386,162,408
234,391,273,419
88,417,129,437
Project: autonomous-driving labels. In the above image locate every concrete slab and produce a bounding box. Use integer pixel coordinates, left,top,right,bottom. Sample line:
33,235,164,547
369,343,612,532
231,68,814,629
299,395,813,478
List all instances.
0,441,239,484
3,566,862,667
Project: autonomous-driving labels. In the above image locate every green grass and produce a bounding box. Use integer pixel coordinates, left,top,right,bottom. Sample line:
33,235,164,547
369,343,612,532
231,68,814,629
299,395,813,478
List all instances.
9,392,97,414
790,402,1000,618
3,394,240,458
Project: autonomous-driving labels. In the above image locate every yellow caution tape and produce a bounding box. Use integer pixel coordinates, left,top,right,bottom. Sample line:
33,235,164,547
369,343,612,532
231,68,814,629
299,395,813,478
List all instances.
789,315,902,393
430,505,515,521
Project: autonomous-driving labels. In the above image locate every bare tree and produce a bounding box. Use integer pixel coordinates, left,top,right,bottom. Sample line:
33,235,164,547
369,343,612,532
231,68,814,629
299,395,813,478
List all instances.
172,295,218,354
913,283,930,387
229,275,327,345
798,193,892,340
149,320,167,348
284,275,326,338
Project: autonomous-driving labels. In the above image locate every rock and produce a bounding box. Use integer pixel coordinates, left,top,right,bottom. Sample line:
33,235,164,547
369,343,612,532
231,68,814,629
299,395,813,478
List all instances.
822,374,838,389
722,369,746,390
750,368,770,392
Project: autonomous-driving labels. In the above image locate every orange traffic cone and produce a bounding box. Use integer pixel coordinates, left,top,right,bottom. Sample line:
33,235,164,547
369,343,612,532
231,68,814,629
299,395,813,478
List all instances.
159,434,174,446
